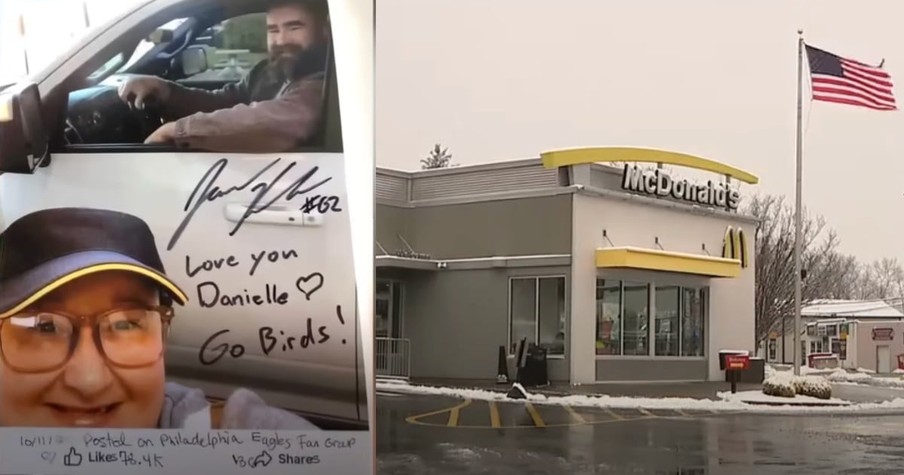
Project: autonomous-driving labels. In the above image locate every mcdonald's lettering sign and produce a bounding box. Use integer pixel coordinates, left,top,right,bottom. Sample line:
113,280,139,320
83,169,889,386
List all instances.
722,226,748,268
621,166,741,211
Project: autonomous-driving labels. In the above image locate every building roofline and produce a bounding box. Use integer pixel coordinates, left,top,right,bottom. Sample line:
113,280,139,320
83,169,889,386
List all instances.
377,157,543,177
388,186,577,208
377,182,760,224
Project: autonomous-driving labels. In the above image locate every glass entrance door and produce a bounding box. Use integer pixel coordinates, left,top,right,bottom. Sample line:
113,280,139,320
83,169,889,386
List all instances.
376,280,402,338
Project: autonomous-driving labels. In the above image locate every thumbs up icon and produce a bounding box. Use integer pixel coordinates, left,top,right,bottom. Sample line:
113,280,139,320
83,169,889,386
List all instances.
63,447,83,467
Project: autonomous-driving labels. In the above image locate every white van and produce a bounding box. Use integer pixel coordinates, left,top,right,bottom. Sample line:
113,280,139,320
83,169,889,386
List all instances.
0,0,368,430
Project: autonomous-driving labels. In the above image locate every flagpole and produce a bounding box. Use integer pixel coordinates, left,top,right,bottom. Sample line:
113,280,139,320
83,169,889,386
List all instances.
793,29,804,376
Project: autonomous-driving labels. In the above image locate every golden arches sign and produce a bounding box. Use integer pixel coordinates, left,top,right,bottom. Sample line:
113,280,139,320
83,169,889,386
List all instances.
722,226,749,269
539,147,759,185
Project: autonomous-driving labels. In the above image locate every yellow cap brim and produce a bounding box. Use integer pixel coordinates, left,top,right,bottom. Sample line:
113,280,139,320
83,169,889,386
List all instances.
0,263,189,319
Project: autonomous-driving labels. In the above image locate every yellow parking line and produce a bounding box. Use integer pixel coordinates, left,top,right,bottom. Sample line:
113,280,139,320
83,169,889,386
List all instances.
637,408,653,417
447,399,473,427
525,403,546,427
405,398,473,425
563,405,586,424
674,409,688,417
406,398,471,422
604,407,624,419
488,401,501,428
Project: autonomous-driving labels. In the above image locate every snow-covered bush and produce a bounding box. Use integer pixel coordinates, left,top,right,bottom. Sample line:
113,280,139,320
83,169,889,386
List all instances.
762,372,796,398
793,376,832,400
762,369,833,399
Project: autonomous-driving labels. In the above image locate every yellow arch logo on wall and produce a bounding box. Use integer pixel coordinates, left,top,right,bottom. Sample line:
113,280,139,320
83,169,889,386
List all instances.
539,147,759,185
722,226,749,268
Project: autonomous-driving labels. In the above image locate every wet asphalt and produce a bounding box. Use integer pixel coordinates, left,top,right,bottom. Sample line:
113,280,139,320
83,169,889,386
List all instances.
377,392,904,475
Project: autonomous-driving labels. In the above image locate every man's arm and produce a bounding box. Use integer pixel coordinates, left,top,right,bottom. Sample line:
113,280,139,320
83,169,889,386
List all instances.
170,74,325,153
161,76,251,121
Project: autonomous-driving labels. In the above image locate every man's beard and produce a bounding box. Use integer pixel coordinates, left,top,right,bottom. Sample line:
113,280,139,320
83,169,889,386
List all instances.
266,43,328,83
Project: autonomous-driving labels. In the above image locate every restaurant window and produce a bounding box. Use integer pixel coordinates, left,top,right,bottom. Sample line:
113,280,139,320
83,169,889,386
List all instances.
538,277,566,356
597,279,706,357
509,276,567,357
655,285,680,356
768,338,777,360
510,278,536,353
623,282,650,356
681,288,705,357
596,280,621,355
375,280,403,339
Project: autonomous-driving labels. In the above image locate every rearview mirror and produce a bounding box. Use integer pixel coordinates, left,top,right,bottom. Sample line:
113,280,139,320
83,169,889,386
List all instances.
180,46,209,76
0,82,48,174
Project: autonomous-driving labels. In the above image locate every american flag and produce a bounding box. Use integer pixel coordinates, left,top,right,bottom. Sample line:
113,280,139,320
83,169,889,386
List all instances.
805,44,896,111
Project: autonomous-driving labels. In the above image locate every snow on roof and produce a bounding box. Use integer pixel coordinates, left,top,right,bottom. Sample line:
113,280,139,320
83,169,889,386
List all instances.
802,299,904,318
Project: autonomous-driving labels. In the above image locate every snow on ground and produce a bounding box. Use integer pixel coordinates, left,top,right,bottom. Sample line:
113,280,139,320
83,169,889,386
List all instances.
718,390,849,406
825,370,874,383
377,378,410,386
800,366,835,375
829,372,904,389
376,380,904,414
768,364,831,376
769,365,904,388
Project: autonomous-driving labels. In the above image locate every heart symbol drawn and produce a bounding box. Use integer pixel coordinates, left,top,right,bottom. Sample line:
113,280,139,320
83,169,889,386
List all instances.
41,451,56,464
295,272,324,300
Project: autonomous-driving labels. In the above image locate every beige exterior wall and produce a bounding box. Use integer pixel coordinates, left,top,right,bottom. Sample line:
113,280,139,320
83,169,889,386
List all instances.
571,191,756,383
855,321,904,372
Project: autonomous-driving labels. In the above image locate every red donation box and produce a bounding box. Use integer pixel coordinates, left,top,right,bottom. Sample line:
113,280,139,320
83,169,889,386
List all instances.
725,354,750,371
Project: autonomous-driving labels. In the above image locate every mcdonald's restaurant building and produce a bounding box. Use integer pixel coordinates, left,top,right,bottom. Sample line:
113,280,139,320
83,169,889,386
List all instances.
375,148,757,384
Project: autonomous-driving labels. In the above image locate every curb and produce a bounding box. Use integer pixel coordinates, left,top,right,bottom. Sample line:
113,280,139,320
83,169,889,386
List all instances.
736,400,850,408
377,383,904,416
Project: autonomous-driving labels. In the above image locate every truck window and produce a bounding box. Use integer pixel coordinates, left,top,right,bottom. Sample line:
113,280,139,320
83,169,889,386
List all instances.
60,1,334,154
180,13,268,84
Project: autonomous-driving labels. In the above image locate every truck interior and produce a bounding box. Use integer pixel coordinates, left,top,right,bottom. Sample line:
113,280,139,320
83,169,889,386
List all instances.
50,0,341,155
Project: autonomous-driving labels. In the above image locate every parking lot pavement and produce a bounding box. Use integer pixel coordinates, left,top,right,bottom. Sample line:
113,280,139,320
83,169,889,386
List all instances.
377,393,904,474
403,396,730,429
830,382,904,403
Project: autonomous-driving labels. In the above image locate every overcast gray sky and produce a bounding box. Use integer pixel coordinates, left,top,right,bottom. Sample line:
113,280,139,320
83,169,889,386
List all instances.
376,0,904,263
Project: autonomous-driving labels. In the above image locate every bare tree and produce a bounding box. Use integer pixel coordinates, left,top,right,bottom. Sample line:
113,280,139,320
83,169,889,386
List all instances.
851,258,904,300
746,194,851,344
421,144,453,170
850,262,879,299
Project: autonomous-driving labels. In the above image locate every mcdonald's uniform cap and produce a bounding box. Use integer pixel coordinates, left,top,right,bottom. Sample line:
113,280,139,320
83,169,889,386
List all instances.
0,207,188,319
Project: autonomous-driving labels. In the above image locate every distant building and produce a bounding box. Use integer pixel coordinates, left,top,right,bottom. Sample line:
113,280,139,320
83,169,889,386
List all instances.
764,299,904,364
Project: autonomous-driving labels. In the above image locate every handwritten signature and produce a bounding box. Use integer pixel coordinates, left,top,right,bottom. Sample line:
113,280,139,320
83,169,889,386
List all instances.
168,158,332,251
